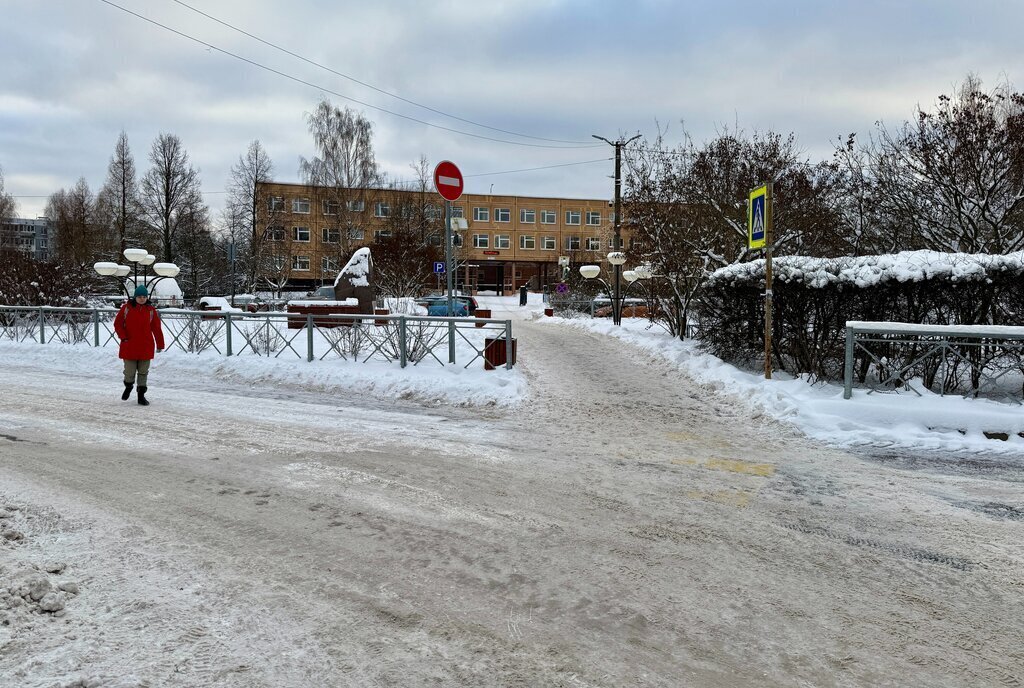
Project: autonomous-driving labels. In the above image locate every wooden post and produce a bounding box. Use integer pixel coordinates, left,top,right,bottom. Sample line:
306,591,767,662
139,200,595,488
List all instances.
764,182,774,380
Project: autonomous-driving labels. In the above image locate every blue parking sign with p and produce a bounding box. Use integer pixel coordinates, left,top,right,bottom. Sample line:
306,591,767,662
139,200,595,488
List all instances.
433,261,446,274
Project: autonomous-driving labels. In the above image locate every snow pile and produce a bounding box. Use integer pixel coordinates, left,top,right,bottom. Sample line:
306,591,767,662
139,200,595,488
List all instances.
127,277,183,301
334,248,371,288
543,316,1024,455
707,250,1024,289
0,342,527,408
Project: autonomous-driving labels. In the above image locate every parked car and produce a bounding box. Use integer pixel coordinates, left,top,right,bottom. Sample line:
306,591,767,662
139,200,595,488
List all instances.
415,294,478,315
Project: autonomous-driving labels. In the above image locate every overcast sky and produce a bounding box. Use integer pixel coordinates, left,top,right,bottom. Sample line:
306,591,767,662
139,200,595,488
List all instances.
2,0,1022,219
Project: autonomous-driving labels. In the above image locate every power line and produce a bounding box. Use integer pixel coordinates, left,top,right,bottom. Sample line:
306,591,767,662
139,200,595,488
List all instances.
9,159,612,198
95,0,604,150
465,158,612,178
169,0,593,146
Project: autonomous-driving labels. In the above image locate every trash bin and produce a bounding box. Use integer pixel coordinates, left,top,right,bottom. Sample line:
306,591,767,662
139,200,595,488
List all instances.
483,337,517,370
519,285,528,306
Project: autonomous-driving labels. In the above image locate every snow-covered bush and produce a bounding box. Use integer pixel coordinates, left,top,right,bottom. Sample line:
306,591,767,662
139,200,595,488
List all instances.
698,251,1024,383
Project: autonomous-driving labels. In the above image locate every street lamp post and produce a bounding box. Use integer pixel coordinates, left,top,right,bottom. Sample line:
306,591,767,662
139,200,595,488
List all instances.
94,247,180,302
592,133,642,328
579,251,630,325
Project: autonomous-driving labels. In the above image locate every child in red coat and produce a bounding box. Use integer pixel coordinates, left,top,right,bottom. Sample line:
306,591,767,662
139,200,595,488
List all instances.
114,285,165,406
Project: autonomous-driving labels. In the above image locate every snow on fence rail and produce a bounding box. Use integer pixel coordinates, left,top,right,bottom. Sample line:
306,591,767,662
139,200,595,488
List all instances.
843,321,1024,403
0,305,516,370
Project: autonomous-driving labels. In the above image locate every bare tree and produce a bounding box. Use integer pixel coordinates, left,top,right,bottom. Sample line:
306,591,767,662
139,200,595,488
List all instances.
372,163,446,301
47,178,110,265
140,133,202,262
0,164,16,224
173,187,215,299
860,76,1024,253
299,98,379,262
97,131,143,253
226,140,275,291
623,127,840,337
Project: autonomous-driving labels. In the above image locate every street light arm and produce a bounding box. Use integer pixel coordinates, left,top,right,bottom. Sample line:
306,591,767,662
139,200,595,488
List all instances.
592,134,613,146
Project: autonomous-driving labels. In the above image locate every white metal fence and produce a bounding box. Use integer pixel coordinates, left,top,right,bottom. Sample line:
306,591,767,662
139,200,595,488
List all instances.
0,305,516,370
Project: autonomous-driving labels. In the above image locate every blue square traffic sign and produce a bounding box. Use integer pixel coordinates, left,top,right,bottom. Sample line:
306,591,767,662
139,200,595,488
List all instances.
433,261,446,274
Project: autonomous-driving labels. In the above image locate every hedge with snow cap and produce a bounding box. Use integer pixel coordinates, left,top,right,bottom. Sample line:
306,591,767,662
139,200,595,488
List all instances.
697,251,1024,386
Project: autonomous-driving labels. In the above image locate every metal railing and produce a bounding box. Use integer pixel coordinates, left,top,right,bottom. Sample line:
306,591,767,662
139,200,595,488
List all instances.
843,321,1024,403
0,305,516,370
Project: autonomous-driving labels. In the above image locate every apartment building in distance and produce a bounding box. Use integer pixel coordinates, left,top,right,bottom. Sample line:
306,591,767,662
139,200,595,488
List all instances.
0,217,52,262
256,181,633,293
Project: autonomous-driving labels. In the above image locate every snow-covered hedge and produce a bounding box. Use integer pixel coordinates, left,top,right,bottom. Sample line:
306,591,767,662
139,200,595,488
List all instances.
697,251,1024,384
705,250,1024,289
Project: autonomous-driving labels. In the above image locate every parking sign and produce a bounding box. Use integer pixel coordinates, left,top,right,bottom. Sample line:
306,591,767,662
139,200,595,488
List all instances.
433,261,446,274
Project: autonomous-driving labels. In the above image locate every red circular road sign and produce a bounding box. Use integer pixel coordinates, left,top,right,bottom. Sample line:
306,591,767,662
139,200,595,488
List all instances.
433,160,464,202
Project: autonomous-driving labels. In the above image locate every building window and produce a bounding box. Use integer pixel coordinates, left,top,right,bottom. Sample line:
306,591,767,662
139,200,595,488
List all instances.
347,226,365,240
322,257,339,273
565,236,580,250
451,205,464,219
272,256,286,271
608,236,623,249
520,209,536,224
292,226,310,242
495,208,511,223
427,234,442,247
586,237,601,251
541,236,556,250
266,226,285,241
473,234,489,248
586,211,601,225
473,207,490,222
347,199,365,212
292,198,311,214
374,202,390,218
322,227,340,243
565,210,581,225
495,234,510,249
374,229,392,240
425,204,442,220
323,200,340,216
519,235,536,250
292,256,310,271
540,210,556,224
267,196,284,212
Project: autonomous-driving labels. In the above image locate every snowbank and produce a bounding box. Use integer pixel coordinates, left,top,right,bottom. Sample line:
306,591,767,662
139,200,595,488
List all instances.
0,342,527,409
542,316,1024,456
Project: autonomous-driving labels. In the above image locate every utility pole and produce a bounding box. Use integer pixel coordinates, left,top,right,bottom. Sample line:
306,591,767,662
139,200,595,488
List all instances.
593,133,641,326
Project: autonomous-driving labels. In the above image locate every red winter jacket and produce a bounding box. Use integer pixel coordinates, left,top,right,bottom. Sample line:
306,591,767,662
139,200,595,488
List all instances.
114,301,165,361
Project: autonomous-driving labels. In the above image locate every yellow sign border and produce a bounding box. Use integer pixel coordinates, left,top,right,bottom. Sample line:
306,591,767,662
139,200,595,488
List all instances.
748,184,769,250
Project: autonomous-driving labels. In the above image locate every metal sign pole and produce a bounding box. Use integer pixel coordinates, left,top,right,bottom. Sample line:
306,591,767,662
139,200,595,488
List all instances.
446,200,455,364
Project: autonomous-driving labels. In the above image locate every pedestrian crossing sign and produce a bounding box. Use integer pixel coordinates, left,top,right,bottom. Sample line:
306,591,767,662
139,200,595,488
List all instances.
748,184,770,250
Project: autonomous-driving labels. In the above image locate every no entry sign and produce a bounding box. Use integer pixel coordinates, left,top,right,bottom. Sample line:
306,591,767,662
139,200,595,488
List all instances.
433,160,464,202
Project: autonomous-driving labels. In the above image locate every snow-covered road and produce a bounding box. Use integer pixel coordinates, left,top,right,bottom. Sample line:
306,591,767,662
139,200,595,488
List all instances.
1,310,1022,687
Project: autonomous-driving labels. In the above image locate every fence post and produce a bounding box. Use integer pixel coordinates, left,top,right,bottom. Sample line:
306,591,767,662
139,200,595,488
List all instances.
38,307,45,345
843,325,854,399
399,316,407,368
505,319,513,370
225,313,233,357
306,314,314,362
93,309,100,347
448,319,455,364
